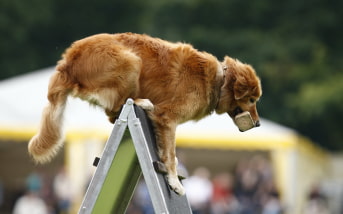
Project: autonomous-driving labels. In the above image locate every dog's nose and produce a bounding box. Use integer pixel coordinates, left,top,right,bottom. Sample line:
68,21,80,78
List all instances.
255,120,260,127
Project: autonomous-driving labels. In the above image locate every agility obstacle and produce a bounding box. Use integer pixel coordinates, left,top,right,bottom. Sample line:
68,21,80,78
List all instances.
78,99,192,214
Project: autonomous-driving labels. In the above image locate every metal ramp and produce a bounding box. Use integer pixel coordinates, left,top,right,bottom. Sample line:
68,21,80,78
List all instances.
78,99,192,214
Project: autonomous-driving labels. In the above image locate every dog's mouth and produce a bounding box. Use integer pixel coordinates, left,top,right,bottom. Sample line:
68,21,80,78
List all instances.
233,107,243,117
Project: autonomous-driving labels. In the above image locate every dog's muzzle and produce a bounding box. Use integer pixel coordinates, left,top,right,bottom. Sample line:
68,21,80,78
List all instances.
234,111,259,132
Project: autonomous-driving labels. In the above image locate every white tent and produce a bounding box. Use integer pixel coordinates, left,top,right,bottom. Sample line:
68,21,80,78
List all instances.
0,68,330,214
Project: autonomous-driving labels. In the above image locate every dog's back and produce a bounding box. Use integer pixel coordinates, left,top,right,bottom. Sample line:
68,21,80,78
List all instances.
114,33,222,118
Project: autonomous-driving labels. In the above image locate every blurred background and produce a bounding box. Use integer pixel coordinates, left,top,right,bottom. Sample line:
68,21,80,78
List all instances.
0,0,342,213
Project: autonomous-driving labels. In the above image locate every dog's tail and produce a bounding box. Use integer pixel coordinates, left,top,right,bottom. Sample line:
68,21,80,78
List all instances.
28,68,70,164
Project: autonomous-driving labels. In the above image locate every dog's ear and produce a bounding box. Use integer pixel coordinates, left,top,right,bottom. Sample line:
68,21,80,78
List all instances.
225,56,249,100
234,75,249,100
224,56,262,101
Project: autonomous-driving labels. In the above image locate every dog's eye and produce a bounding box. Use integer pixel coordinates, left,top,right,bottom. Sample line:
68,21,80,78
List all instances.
250,98,255,103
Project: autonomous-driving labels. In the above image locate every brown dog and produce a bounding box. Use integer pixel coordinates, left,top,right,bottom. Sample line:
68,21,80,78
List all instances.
28,33,262,195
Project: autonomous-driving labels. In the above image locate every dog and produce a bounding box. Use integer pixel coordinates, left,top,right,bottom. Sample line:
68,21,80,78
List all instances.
28,33,262,195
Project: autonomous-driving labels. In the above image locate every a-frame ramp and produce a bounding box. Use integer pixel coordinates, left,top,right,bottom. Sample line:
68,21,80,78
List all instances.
78,99,192,214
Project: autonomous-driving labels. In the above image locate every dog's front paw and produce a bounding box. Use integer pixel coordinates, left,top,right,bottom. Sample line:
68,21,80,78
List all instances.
134,99,154,111
167,175,186,195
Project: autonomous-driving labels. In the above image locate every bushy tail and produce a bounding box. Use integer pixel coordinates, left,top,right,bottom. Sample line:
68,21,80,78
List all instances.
28,70,69,163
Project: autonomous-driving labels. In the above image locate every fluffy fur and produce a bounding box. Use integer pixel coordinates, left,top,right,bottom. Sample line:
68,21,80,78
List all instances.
28,33,262,195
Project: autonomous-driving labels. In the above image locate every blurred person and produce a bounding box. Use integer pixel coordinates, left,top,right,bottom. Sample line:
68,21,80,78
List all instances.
261,188,283,214
251,156,275,204
13,173,48,214
252,156,273,187
53,167,72,214
211,172,241,214
304,185,330,214
234,158,261,214
13,190,48,214
26,171,43,194
184,167,212,214
38,173,56,213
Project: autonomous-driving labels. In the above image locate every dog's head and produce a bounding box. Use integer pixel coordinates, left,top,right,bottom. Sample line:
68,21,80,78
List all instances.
216,56,262,131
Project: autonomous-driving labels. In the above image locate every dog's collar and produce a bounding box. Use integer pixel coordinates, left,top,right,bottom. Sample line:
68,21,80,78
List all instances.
214,64,227,110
